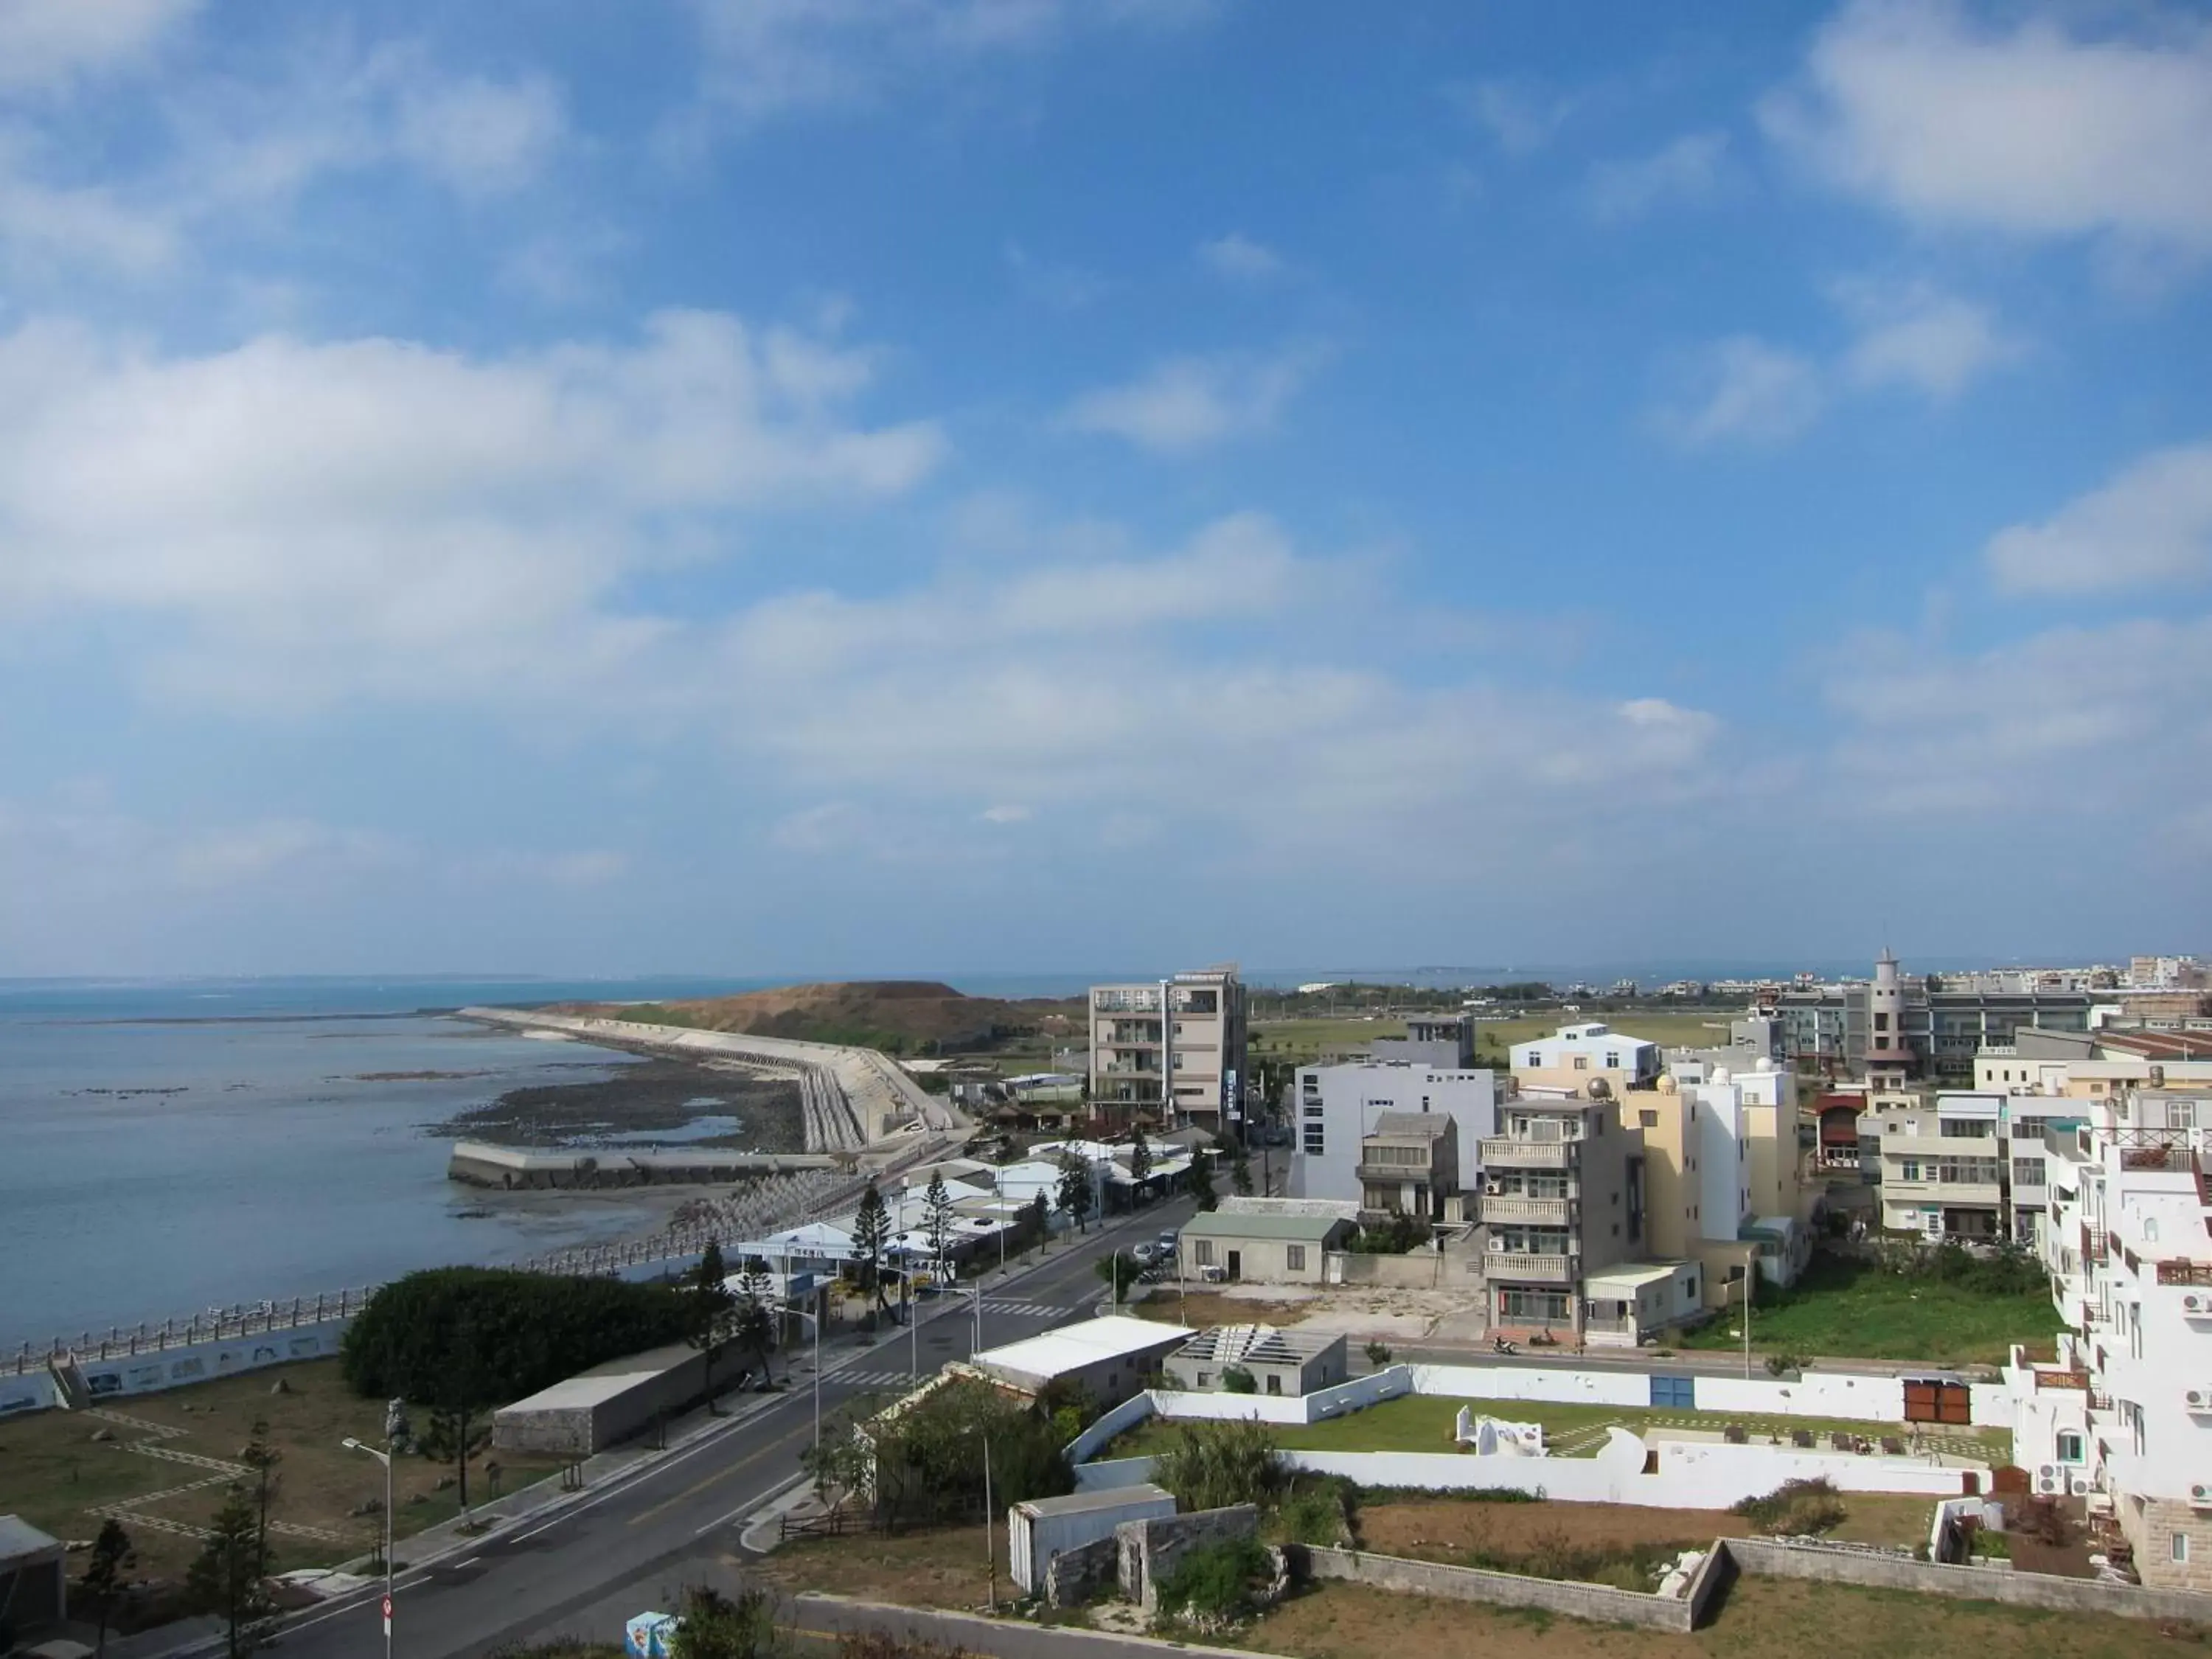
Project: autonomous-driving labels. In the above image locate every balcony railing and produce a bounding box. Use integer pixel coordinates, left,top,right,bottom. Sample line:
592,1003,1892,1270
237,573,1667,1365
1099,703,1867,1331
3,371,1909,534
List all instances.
1480,1195,1574,1225
1485,1252,1576,1284
1357,1161,1435,1183
2157,1259,2212,1287
1481,1138,1576,1168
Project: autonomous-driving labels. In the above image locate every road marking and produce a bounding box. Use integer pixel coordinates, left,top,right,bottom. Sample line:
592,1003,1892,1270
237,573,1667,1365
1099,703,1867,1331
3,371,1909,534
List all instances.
624,1432,787,1527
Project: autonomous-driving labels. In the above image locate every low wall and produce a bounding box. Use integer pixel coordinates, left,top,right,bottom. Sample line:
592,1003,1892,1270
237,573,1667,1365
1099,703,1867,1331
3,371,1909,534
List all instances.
1326,1253,1444,1289
1725,1535,2212,1627
1118,1504,1259,1614
1411,1362,2014,1431
1066,1390,1157,1463
1042,1536,1117,1607
0,1319,355,1415
1296,1544,1700,1633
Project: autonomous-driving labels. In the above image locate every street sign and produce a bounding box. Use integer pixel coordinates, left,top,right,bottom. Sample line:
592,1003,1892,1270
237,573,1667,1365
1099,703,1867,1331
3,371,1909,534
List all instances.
383,1595,393,1634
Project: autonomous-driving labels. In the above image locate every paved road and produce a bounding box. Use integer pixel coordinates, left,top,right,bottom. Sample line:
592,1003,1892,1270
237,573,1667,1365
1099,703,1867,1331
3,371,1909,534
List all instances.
268,1205,1194,1659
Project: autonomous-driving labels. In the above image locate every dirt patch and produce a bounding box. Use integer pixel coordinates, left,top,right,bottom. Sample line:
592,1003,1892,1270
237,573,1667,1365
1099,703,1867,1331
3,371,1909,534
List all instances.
1246,1573,2202,1659
428,1058,804,1150
1134,1292,1313,1328
1360,1498,1725,1563
757,1520,1004,1610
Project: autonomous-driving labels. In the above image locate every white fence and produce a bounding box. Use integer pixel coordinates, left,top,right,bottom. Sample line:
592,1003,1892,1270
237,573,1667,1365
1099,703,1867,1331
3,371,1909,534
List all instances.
1409,1363,2014,1430
1077,1429,1980,1509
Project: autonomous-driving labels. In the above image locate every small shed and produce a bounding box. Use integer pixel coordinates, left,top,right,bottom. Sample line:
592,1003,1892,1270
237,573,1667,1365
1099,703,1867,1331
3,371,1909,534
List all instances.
970,1315,1191,1408
1176,1209,1354,1284
1161,1325,1348,1397
1009,1484,1176,1595
0,1514,67,1631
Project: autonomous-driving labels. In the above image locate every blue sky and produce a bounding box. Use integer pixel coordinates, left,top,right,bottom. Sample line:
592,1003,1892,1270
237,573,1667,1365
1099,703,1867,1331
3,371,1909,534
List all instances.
1,0,2208,978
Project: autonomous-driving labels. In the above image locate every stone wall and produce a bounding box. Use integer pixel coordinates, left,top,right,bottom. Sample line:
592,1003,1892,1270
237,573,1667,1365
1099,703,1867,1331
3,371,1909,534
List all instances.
1723,1535,2212,1626
1294,1545,1701,1633
2126,1498,2212,1593
1042,1536,1117,1608
1116,1504,1259,1614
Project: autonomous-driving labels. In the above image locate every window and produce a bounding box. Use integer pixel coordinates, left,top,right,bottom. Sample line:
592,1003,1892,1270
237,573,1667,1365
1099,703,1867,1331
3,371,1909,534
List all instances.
2056,1430,2084,1463
1194,1239,1214,1266
1874,1012,1890,1032
1526,1052,1543,1068
1304,1124,1325,1155
1899,1158,1921,1181
1640,1109,1658,1128
1196,1371,1211,1388
1265,1374,1281,1396
2174,1532,2191,1565
2012,1158,2043,1189
1605,1052,1620,1068
1573,1056,1590,1071
1286,1245,1307,1271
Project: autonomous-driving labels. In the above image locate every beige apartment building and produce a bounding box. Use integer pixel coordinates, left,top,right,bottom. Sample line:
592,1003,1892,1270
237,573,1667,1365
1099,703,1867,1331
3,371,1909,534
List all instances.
1479,1098,1646,1335
1357,1111,1458,1218
1088,966,1248,1130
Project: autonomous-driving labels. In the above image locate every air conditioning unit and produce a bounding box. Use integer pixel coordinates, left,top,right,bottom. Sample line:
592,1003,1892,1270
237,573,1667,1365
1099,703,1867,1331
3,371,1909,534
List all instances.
2037,1472,2060,1494
2192,1484,2212,1506
2069,1474,2093,1497
2185,1293,2209,1314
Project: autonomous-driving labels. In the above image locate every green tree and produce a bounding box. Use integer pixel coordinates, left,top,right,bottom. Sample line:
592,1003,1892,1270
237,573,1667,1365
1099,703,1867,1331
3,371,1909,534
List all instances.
1152,1419,1283,1512
1026,1190,1050,1253
1220,1366,1257,1394
1231,1151,1253,1197
922,1172,957,1281
82,1518,135,1659
417,1311,497,1520
185,1486,275,1659
852,1184,891,1321
1094,1250,1142,1303
1128,1127,1152,1194
686,1241,738,1414
1185,1147,1217,1211
667,1586,779,1659
732,1256,777,1382
239,1416,281,1571
1055,1151,1093,1234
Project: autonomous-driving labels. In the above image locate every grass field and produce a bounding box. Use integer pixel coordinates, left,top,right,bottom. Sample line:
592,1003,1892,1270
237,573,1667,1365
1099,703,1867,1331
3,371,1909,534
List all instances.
1676,1256,2061,1366
0,1359,562,1587
1104,1392,2011,1465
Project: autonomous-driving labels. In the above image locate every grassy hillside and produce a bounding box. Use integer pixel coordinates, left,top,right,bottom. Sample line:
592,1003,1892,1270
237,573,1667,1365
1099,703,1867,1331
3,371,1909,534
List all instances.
572,979,1083,1060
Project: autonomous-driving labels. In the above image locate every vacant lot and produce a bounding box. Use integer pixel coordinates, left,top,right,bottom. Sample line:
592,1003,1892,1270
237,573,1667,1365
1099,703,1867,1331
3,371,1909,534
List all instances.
1244,1575,2202,1659
760,1520,1006,1609
1130,1291,1313,1329
1677,1256,2060,1366
1,1360,562,1585
1105,1392,2009,1466
1357,1492,1932,1560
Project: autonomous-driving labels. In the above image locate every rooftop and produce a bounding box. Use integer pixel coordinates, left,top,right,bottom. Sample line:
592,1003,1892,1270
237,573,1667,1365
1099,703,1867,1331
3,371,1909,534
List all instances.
1584,1261,1695,1292
0,1514,63,1565
1180,1208,1353,1242
971,1315,1188,1382
1015,1483,1175,1519
1367,1111,1450,1138
1171,1323,1343,1366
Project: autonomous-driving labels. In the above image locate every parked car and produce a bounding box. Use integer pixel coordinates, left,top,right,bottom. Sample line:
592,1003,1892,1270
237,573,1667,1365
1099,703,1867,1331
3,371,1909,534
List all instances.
1130,1242,1157,1265
1158,1230,1179,1254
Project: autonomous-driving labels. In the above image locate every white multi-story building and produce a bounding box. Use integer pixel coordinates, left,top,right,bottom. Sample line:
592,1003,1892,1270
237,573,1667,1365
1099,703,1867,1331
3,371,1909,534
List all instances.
1871,1090,2079,1245
2010,1090,2212,1590
1088,966,1248,1130
1288,1060,1501,1210
1509,1023,1662,1096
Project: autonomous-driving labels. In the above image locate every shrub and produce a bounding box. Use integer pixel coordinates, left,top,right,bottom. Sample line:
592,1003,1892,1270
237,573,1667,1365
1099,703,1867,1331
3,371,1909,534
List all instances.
1273,1477,1356,1547
340,1267,692,1405
1731,1478,1848,1537
869,1377,1073,1526
1221,1366,1257,1394
1154,1419,1284,1512
1154,1536,1273,1622
1364,1341,1394,1367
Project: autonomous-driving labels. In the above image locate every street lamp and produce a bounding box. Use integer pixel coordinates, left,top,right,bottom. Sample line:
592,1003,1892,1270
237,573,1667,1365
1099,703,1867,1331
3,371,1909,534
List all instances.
782,1298,823,1457
342,1400,405,1659
964,1425,997,1613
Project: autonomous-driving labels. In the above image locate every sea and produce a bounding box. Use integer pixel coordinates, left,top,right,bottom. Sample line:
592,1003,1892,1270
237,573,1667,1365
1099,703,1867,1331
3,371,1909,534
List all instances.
0,956,1964,1349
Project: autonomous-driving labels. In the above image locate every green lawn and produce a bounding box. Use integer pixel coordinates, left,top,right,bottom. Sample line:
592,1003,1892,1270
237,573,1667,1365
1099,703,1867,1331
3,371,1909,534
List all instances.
1677,1256,2061,1366
1250,1010,1731,1070
1105,1391,2010,1464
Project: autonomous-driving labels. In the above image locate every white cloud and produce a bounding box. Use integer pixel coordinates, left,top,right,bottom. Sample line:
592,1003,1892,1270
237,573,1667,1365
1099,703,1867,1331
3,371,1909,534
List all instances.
1834,279,2023,401
1985,441,2212,594
0,0,199,92
1826,615,2212,815
1654,336,1826,448
684,0,1220,125
1764,0,2212,256
389,69,567,196
1060,345,1322,453
1586,131,1729,222
1452,77,1573,155
980,803,1032,824
0,311,946,705
1197,232,1283,281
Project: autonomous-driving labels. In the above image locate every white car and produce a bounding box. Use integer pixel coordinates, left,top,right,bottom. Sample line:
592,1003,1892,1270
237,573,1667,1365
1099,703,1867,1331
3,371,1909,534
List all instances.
1130,1242,1157,1265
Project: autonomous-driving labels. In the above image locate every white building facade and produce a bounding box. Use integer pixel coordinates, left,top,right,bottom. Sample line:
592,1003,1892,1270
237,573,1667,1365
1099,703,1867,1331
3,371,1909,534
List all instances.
1289,1060,1502,1209
2011,1091,2212,1590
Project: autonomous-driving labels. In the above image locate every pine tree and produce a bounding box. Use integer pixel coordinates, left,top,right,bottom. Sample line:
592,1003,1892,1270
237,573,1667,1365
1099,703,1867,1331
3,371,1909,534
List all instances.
733,1256,776,1380
1027,1189,1051,1252
1232,1150,1254,1197
239,1416,280,1571
1128,1127,1152,1194
922,1172,956,1281
1186,1147,1217,1211
186,1486,275,1659
83,1518,135,1659
1056,1150,1094,1234
686,1240,738,1413
852,1183,891,1322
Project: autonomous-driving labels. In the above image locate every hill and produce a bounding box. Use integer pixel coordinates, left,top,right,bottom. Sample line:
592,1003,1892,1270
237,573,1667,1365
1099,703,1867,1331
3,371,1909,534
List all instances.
571,979,1082,1059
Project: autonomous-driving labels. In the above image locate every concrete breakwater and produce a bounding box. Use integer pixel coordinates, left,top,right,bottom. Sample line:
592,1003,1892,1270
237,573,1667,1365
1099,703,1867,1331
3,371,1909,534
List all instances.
449,1139,838,1189
455,1006,964,1152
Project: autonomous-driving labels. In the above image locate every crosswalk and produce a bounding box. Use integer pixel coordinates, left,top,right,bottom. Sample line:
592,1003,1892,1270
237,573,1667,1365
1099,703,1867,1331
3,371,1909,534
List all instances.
832,1368,932,1389
980,1298,1076,1318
